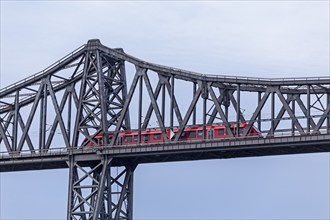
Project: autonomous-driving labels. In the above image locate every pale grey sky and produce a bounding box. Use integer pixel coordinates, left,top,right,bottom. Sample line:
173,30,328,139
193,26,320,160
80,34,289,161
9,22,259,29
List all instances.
0,1,329,219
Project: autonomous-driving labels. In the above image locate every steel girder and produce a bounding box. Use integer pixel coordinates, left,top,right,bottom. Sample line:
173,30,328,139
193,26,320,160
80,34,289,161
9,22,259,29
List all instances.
0,39,329,153
0,39,329,219
0,39,131,154
0,39,133,220
1,134,330,173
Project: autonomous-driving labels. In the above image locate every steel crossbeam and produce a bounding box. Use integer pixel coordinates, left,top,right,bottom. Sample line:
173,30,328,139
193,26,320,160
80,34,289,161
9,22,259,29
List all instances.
0,39,329,219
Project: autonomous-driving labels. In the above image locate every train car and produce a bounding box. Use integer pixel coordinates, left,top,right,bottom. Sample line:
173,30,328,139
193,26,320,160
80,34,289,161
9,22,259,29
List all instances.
82,123,261,147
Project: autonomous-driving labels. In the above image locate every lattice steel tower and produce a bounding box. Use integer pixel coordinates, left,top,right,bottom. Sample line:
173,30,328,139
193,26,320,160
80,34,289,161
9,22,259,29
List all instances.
1,39,329,220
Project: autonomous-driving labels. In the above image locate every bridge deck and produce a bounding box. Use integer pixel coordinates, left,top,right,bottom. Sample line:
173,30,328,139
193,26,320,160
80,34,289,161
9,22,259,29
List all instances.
1,134,329,172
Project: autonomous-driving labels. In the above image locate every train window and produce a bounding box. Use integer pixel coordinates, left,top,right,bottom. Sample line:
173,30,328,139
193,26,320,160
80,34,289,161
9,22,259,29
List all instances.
125,136,132,143
154,133,161,140
134,135,138,142
218,129,224,135
198,130,203,138
208,129,214,139
188,131,196,138
99,137,103,145
143,134,150,141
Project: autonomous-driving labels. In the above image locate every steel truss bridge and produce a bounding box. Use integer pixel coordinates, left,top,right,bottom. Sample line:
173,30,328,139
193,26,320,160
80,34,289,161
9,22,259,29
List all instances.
0,39,329,220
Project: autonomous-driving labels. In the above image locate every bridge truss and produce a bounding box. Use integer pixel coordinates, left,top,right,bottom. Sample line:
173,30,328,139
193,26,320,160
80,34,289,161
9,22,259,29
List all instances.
1,39,329,219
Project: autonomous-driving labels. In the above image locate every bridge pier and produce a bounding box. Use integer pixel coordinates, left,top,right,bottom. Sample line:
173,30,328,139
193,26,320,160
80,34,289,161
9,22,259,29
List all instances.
1,39,330,219
67,156,136,220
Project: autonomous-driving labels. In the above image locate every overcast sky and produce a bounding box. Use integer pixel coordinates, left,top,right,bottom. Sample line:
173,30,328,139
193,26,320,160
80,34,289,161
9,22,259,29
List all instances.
0,1,329,220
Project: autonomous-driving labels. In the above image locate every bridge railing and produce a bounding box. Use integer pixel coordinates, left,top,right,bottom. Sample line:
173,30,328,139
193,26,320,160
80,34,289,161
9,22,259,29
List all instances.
1,129,329,159
205,74,329,82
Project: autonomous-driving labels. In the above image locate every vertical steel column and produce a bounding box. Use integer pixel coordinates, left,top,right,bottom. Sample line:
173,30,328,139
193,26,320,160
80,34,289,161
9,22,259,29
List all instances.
162,83,166,125
203,92,207,140
307,86,310,134
72,51,89,148
39,83,47,151
192,82,197,125
327,92,330,132
138,76,143,144
236,84,240,136
67,156,74,220
96,50,109,145
126,166,135,220
270,91,275,136
39,86,44,151
93,157,110,220
291,96,296,136
225,90,229,121
119,61,131,130
107,169,111,220
170,75,174,128
202,82,208,139
67,88,72,143
12,90,19,152
258,91,262,131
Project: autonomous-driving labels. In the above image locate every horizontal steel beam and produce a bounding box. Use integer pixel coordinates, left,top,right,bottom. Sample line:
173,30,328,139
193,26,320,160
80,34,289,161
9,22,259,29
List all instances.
1,134,329,172
97,43,330,88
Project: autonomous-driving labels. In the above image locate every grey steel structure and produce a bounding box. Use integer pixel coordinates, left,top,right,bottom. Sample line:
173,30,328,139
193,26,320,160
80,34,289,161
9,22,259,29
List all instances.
0,39,329,220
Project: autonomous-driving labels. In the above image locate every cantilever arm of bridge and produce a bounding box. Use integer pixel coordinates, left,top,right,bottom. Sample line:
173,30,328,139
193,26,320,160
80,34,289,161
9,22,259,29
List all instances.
0,39,329,220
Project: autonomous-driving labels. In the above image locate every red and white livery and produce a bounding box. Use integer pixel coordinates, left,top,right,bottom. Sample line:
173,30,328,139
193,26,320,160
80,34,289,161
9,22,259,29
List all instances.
83,123,261,147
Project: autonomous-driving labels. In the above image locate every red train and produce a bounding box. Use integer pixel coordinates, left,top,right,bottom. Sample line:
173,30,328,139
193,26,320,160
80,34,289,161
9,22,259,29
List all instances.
83,123,261,147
